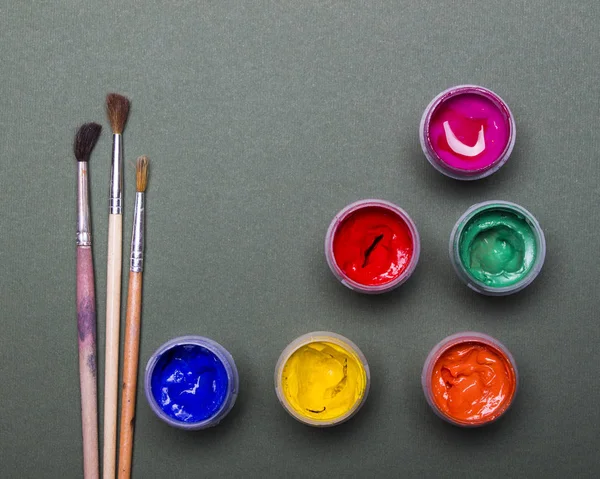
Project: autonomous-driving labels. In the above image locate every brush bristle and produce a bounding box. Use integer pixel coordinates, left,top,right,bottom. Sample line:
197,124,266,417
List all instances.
74,123,102,161
106,93,131,134
136,156,149,192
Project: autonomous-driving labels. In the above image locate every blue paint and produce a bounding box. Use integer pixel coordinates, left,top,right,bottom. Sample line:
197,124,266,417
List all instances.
150,344,229,423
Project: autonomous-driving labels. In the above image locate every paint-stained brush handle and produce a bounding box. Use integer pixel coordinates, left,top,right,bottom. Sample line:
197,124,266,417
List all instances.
76,246,99,479
118,271,143,479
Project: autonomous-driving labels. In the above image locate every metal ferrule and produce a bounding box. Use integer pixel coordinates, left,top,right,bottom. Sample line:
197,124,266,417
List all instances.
130,192,145,272
76,161,92,246
109,133,123,214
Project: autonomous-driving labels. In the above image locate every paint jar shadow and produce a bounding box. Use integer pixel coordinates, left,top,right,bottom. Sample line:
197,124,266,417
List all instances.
429,411,515,447
430,168,508,201
450,271,546,321
283,395,376,443
409,139,519,203
328,271,420,315
145,404,245,463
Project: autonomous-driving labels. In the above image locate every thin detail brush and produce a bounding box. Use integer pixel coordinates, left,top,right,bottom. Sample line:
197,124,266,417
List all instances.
118,156,149,479
103,93,131,479
74,122,102,479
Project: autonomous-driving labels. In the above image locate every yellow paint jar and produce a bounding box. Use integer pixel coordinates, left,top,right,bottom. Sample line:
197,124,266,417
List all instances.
275,332,370,426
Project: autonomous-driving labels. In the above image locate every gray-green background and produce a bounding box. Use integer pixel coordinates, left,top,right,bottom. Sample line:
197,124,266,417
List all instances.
1,1,599,477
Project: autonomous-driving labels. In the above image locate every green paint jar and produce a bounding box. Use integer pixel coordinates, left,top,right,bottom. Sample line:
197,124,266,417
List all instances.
450,201,546,295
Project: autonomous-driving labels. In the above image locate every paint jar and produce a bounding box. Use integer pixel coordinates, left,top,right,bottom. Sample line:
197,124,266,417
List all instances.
275,332,370,427
325,199,420,294
144,336,239,430
450,200,546,296
422,332,518,427
419,85,516,180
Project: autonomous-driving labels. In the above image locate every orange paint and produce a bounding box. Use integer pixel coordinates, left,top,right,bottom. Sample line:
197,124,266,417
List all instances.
431,342,517,425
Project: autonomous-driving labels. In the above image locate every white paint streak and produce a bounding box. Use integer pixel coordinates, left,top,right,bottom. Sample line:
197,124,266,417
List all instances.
443,121,485,157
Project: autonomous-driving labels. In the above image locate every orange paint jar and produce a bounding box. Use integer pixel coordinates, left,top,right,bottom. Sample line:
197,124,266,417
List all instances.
422,332,518,427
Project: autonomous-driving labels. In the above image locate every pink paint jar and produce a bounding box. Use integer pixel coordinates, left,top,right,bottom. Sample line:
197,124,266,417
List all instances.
419,85,516,180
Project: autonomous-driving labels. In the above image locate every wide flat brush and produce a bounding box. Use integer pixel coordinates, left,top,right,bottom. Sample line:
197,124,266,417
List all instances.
118,156,149,479
103,93,130,479
74,122,102,479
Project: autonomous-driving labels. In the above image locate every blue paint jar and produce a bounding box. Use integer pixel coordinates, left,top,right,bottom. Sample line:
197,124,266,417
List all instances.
144,336,239,430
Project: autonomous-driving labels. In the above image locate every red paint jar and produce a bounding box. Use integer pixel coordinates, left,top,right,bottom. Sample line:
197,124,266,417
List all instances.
325,199,420,294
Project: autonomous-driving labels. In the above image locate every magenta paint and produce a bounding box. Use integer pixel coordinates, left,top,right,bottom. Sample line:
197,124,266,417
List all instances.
419,85,516,180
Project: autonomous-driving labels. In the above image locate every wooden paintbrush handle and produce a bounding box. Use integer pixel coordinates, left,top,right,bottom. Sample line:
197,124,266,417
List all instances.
77,246,99,479
118,271,143,479
104,213,123,479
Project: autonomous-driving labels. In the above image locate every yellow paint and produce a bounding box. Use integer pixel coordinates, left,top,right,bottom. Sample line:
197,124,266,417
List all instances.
281,341,367,421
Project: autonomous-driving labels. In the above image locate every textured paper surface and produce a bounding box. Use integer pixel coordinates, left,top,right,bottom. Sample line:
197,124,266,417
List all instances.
1,1,599,477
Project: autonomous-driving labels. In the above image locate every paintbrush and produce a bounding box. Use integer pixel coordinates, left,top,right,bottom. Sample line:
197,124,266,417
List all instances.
74,122,102,479
103,93,130,479
118,156,149,479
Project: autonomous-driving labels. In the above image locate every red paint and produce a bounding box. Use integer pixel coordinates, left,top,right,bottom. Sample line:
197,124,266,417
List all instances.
431,342,517,425
332,206,414,286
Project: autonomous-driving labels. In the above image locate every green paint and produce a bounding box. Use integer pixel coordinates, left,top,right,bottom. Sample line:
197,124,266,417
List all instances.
458,207,537,288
